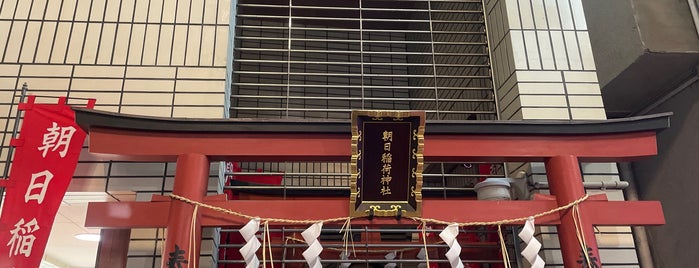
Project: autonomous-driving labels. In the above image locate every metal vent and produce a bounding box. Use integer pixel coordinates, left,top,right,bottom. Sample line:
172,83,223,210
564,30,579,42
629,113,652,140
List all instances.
230,0,496,120
223,0,505,265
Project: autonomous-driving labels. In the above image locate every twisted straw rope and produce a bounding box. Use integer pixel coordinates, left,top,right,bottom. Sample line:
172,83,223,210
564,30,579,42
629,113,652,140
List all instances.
573,205,593,266
420,221,430,268
497,224,511,268
408,194,590,226
170,194,352,224
173,194,590,268
169,194,589,226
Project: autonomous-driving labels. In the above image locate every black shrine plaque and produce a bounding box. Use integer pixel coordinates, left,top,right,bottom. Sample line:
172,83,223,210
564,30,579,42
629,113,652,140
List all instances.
350,110,425,217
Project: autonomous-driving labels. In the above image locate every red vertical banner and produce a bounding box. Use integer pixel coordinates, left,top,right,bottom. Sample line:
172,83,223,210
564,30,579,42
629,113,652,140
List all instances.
0,96,92,267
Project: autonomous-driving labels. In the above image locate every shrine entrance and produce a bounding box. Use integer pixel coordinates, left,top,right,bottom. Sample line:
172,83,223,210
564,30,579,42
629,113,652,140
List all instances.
75,108,668,268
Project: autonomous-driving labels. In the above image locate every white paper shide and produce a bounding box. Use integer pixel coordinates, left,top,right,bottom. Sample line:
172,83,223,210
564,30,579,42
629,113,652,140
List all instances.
518,217,545,268
239,218,261,268
302,222,324,268
439,223,463,268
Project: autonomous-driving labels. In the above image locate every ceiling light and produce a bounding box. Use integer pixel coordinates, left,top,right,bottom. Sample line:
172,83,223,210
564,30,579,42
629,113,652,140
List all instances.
74,233,101,242
40,260,60,268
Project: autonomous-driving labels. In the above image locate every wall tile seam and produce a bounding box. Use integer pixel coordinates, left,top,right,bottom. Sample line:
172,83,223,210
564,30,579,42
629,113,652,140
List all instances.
493,65,519,90
485,0,503,14
518,105,604,109
503,108,523,120
0,19,229,25
0,66,226,78
0,26,226,66
495,73,519,95
499,87,522,106
499,94,523,112
504,31,593,69
0,63,228,68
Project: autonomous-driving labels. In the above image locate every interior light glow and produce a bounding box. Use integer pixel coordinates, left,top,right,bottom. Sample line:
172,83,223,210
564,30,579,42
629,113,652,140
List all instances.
74,233,101,242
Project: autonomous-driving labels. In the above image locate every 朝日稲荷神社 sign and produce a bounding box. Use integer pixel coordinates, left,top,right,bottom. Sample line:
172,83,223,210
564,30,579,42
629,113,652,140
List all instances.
0,96,92,267
350,110,425,217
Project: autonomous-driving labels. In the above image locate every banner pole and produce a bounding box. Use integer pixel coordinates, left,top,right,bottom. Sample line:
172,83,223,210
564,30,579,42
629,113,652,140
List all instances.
0,82,28,208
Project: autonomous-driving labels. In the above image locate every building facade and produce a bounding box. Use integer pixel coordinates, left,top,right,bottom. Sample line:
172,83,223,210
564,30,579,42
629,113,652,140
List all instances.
0,0,230,266
1,0,687,267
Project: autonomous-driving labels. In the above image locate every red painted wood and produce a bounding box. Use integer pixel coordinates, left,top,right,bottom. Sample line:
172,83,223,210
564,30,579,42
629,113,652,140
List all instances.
79,124,666,267
86,127,657,162
546,155,600,268
581,201,665,225
86,202,170,228
95,229,130,268
85,199,664,228
162,153,209,267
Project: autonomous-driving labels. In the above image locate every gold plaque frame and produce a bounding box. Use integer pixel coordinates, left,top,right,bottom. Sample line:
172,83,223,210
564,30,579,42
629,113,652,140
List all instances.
350,110,425,217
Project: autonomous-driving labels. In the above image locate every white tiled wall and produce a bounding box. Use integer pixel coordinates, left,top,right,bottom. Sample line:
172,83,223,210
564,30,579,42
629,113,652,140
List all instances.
485,0,638,266
486,0,606,120
0,0,231,267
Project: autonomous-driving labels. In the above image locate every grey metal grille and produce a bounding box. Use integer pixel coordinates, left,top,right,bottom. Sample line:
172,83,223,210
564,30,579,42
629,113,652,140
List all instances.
218,226,521,267
223,0,504,266
227,0,501,195
230,0,496,120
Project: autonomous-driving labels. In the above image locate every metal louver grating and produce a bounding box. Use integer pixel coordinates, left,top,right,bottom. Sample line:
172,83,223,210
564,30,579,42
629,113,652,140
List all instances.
230,0,496,120
222,0,506,265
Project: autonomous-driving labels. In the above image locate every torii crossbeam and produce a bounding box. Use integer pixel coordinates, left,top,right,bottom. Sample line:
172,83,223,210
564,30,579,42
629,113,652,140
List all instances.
74,108,670,268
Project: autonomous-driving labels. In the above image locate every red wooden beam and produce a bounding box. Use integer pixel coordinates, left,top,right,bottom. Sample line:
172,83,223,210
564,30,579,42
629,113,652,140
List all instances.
86,201,170,228
86,127,658,162
85,199,664,228
581,201,665,225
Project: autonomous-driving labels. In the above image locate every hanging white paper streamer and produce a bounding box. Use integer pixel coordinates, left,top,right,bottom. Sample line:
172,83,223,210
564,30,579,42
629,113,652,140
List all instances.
302,222,324,268
417,248,427,268
340,251,351,268
439,223,464,268
384,251,397,268
239,218,261,268
518,217,545,268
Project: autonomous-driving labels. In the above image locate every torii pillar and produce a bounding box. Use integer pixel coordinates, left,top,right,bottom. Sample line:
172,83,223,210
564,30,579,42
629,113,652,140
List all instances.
547,155,600,267
163,153,209,267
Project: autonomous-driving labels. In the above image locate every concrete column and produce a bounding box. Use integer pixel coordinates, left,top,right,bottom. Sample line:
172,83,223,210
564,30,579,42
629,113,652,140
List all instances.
485,0,605,121
484,0,637,266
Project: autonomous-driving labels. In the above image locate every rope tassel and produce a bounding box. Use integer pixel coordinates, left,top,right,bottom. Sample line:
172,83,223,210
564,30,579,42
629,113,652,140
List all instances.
439,223,464,268
239,218,261,268
518,217,545,268
302,222,324,268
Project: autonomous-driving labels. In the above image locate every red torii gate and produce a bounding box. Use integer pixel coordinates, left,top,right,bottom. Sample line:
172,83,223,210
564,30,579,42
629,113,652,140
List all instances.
74,108,669,267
